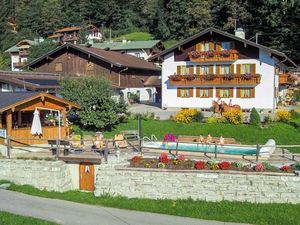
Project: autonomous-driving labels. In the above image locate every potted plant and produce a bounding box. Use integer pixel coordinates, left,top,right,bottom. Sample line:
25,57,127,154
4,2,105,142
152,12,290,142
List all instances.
220,49,230,57
204,74,216,81
241,73,253,80
190,50,200,58
185,74,196,81
206,50,215,58
168,73,182,81
224,73,234,80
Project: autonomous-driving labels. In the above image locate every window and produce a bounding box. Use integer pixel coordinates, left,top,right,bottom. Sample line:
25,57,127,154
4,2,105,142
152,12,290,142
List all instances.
221,42,233,50
220,65,230,74
177,88,193,98
237,64,256,74
237,88,255,98
196,88,213,98
241,64,251,74
135,53,141,58
177,65,193,75
216,88,233,98
204,42,210,51
196,65,211,75
55,63,63,72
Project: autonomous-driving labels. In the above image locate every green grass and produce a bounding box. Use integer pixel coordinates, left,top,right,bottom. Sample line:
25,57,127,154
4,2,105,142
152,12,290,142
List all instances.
113,32,154,41
0,211,58,225
163,39,180,48
1,181,300,225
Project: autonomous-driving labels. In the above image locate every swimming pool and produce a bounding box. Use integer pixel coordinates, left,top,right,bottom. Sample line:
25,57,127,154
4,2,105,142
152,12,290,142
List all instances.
142,141,257,155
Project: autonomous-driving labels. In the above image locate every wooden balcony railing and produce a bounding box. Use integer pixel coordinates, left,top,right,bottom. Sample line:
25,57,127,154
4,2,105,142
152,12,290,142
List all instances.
278,73,297,84
19,50,29,57
13,62,27,68
188,49,239,62
169,74,261,86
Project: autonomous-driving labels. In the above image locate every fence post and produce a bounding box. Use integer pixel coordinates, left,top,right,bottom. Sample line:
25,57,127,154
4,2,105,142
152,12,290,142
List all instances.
56,138,59,158
104,140,109,163
175,141,178,156
7,136,11,159
256,144,260,162
214,143,217,158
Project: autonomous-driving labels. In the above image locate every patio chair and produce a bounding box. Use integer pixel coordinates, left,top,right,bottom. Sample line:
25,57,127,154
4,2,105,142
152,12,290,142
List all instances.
114,134,128,149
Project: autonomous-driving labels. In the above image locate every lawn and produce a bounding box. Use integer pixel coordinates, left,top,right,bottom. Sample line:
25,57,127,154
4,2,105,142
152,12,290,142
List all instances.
1,181,300,225
162,39,179,48
0,211,58,225
113,32,154,41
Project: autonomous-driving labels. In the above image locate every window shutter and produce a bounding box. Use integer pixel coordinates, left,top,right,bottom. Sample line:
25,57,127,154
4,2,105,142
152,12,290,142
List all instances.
188,88,193,97
230,64,234,74
236,88,241,98
216,65,221,75
177,66,181,75
250,88,255,98
177,88,181,97
208,88,213,97
216,42,222,51
236,64,241,75
216,88,220,97
196,66,201,75
209,65,214,74
196,88,200,97
229,88,233,97
250,64,256,74
209,42,214,50
188,66,194,74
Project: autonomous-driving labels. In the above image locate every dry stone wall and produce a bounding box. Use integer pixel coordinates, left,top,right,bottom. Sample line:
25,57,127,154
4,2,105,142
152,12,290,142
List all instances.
0,159,72,192
94,165,300,204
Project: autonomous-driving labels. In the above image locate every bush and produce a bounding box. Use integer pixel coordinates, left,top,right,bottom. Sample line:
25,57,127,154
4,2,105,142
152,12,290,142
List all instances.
194,111,204,122
222,109,243,125
275,110,291,122
129,112,155,121
263,115,272,124
206,116,225,124
250,108,260,126
290,109,300,119
174,109,197,123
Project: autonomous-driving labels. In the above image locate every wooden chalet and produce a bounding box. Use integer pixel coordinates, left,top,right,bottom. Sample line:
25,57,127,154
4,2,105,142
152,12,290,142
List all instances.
0,92,80,146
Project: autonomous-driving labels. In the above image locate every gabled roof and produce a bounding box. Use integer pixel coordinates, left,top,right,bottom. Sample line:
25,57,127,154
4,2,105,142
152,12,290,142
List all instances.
24,43,161,71
5,39,37,53
91,40,162,51
149,27,298,68
0,92,80,113
55,26,81,33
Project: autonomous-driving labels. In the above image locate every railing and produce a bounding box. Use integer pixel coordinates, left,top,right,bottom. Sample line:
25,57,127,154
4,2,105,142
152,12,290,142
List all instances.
13,62,27,68
188,49,239,62
169,74,261,86
278,73,293,84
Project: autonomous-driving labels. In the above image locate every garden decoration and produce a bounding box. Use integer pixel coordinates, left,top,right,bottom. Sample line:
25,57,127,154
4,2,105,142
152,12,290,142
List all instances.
162,133,176,149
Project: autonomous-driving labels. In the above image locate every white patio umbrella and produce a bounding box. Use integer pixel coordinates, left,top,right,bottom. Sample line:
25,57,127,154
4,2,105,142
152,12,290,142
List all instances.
30,109,43,136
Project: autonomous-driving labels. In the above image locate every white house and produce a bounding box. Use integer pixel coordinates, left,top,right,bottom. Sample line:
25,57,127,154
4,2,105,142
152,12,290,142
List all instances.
150,27,298,111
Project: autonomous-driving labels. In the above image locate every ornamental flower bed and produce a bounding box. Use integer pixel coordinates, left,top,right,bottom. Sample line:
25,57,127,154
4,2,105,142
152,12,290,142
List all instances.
129,155,297,174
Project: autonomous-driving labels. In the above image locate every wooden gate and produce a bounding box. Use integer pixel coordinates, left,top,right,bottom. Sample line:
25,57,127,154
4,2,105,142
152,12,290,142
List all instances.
79,163,94,191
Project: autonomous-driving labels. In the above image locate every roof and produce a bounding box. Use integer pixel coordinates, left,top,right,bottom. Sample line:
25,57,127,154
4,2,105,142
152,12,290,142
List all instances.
55,26,81,33
91,40,162,51
144,76,161,87
0,92,80,113
0,70,61,91
149,27,298,68
48,33,64,39
5,39,36,53
24,43,161,71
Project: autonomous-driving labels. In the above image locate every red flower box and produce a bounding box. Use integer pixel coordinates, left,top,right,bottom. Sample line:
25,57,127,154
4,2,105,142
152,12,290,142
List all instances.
195,161,206,170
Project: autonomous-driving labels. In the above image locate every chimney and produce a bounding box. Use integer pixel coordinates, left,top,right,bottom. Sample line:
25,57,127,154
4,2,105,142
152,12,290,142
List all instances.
235,28,245,39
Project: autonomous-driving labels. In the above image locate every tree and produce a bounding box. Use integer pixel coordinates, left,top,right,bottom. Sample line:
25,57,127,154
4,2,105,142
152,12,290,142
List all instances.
77,22,88,44
27,40,59,62
250,107,261,126
59,76,127,130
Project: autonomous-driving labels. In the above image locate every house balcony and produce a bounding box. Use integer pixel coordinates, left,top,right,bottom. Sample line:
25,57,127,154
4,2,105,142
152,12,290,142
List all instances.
19,50,29,57
278,73,297,85
13,62,27,68
188,49,239,62
168,74,261,86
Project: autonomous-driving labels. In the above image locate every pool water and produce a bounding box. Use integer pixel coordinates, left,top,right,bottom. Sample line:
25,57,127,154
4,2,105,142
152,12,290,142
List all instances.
142,141,257,155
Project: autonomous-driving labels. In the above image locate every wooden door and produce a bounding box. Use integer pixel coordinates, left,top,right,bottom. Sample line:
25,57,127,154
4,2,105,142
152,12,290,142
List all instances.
79,163,95,191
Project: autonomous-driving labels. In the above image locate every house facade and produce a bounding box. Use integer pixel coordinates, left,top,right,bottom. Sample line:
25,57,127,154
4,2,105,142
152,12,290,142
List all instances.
150,27,298,111
23,44,161,103
91,40,165,60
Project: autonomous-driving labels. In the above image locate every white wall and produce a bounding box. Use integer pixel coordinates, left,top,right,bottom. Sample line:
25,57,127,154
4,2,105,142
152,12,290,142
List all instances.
161,50,276,110
11,53,20,71
123,49,149,60
121,87,157,103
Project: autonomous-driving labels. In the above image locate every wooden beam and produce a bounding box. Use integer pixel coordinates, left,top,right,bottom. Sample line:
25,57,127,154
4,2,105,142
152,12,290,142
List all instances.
11,107,15,113
6,110,12,137
17,111,22,127
41,95,45,102
0,113,2,129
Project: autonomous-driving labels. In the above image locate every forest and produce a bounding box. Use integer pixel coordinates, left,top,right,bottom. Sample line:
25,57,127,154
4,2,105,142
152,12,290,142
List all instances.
0,0,299,65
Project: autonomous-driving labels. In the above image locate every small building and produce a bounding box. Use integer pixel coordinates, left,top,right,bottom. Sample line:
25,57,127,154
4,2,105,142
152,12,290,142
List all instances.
0,92,80,146
91,40,165,60
150,27,298,111
48,24,102,44
24,43,161,103
5,39,39,71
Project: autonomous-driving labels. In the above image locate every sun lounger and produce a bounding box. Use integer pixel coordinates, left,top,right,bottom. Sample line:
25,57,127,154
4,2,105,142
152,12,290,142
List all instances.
177,135,236,144
114,134,128,148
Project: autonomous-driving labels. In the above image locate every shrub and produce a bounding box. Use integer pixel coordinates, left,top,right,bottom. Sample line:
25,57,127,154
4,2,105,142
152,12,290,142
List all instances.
157,162,165,169
222,109,243,125
232,161,243,169
218,161,231,170
290,109,300,119
131,155,142,163
263,115,272,124
254,162,264,172
275,110,291,122
195,161,206,170
159,153,169,164
177,154,185,161
250,108,260,126
174,109,197,123
280,165,291,172
206,116,224,124
194,111,204,122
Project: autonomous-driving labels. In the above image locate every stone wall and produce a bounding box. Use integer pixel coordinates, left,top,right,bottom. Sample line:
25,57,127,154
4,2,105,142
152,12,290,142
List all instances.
0,159,72,192
94,166,300,204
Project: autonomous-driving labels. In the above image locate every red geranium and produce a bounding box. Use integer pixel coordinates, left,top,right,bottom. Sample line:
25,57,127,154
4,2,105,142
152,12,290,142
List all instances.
218,161,231,170
280,165,291,172
131,155,142,163
160,153,169,164
195,161,206,170
178,154,185,161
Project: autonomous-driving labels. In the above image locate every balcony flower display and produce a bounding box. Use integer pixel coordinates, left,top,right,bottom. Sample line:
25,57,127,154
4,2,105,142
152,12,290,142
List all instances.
224,73,234,80
220,49,230,57
288,73,298,82
184,74,196,81
204,74,216,81
168,74,182,81
241,73,253,80
190,50,200,58
206,50,215,58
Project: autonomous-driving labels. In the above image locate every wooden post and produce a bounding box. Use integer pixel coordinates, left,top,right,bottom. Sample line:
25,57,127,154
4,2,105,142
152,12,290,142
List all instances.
0,113,2,129
62,109,67,138
6,110,12,138
256,144,260,162
56,137,59,158
7,136,10,159
104,140,109,163
214,143,217,158
175,141,178,156
17,111,22,127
